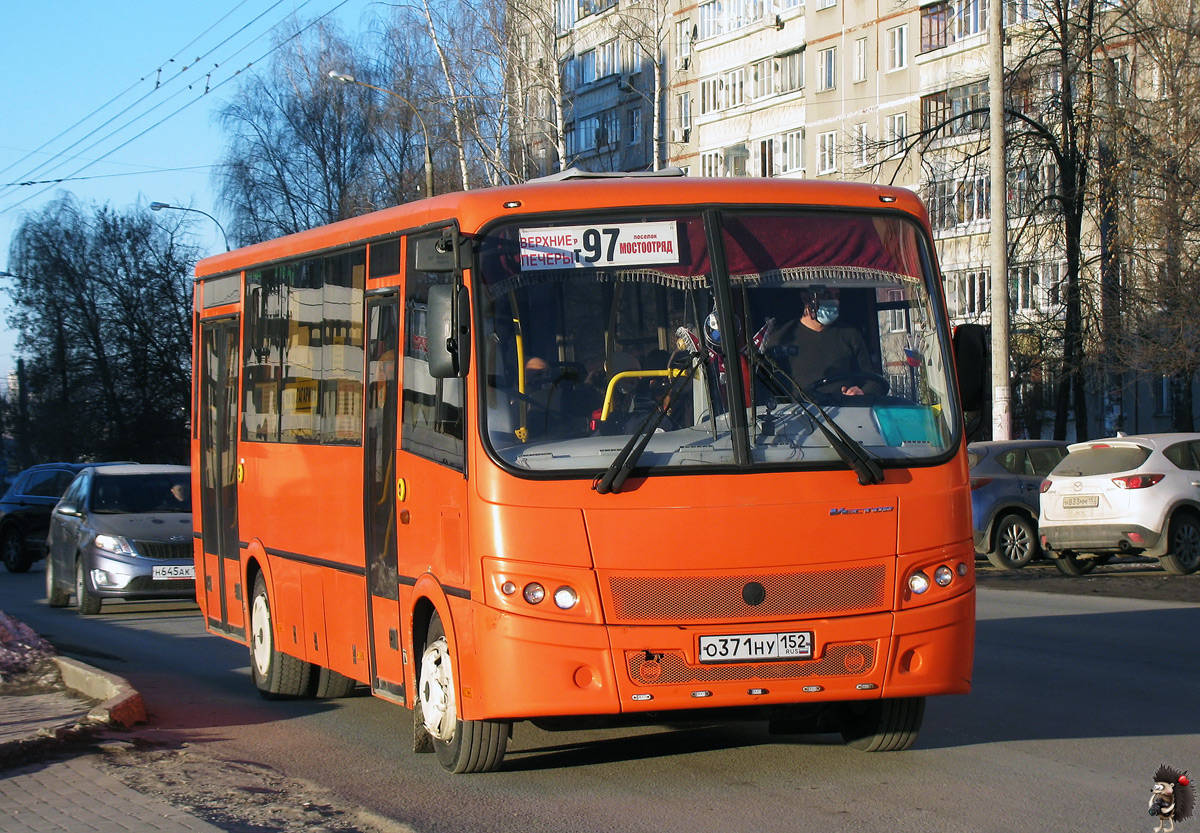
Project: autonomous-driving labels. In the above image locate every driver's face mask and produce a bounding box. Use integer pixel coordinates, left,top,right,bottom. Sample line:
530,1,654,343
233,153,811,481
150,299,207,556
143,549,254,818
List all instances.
815,299,840,326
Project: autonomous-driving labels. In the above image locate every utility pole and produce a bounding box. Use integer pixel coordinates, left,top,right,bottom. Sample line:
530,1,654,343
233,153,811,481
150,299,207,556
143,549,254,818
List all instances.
989,0,1011,440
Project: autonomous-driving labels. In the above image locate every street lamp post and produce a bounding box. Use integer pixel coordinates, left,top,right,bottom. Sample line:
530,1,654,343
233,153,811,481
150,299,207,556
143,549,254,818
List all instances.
328,70,435,198
149,202,230,251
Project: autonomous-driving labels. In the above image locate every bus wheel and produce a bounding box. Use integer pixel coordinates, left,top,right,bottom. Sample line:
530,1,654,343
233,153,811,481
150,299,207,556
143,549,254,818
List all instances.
840,696,924,752
312,666,358,698
250,573,312,699
1053,551,1097,576
418,614,510,773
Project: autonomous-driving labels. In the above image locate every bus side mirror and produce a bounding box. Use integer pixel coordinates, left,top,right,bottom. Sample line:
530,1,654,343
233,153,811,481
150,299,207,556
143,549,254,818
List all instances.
414,236,456,272
428,284,471,378
952,323,988,412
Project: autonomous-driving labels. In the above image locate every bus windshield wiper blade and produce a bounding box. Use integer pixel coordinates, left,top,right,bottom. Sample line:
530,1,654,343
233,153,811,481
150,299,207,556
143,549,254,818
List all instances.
755,354,884,486
594,354,701,495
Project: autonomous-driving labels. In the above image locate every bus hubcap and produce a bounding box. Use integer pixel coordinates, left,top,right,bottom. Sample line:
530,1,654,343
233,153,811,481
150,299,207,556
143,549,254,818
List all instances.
419,637,456,741
251,594,272,675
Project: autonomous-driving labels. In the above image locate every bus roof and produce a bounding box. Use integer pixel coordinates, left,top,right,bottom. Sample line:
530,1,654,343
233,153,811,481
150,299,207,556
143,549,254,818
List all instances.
194,176,927,280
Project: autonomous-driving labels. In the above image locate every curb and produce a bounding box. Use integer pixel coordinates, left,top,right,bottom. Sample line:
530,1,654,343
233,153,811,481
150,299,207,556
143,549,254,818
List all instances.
53,656,147,728
0,657,146,770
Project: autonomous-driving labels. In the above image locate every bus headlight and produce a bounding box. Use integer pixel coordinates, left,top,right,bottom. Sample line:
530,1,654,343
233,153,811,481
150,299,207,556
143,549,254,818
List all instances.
523,582,546,604
934,566,955,587
908,571,931,594
553,586,579,610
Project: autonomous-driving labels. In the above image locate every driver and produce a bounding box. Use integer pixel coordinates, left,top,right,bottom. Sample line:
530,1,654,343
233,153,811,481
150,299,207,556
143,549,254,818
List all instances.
767,286,875,396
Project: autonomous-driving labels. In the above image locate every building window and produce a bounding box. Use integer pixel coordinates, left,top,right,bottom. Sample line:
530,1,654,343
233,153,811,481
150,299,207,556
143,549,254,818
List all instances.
818,47,837,92
676,19,693,58
817,0,836,9
855,123,870,167
724,143,749,176
949,80,988,134
677,91,692,130
854,38,868,83
700,77,721,114
752,58,776,100
887,25,908,71
701,150,723,177
818,131,837,173
782,129,804,172
886,112,907,157
944,269,989,317
723,67,746,108
921,91,950,138
627,107,643,146
698,0,723,39
578,49,596,86
597,39,619,79
780,50,805,93
921,2,949,52
956,0,988,39
758,138,775,177
929,174,990,228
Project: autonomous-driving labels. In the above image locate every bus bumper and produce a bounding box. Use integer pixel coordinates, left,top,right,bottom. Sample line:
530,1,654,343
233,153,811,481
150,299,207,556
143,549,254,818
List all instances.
464,589,973,722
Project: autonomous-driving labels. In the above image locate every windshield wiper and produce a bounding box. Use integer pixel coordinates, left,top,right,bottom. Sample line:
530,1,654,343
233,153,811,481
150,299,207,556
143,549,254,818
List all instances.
594,353,702,495
754,352,884,486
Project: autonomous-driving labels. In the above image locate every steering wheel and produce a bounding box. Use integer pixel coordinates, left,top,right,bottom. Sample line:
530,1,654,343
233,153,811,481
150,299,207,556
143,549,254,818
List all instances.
806,371,890,399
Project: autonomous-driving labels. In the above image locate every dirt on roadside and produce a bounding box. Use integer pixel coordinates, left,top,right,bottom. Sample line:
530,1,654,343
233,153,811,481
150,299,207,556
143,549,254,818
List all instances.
974,556,1200,604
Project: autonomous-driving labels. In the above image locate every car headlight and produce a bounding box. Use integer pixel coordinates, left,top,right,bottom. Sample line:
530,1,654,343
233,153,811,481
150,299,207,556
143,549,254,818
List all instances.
93,534,135,556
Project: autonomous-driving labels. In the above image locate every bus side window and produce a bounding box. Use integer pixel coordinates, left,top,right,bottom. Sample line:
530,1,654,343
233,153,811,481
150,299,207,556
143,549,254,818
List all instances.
401,231,466,471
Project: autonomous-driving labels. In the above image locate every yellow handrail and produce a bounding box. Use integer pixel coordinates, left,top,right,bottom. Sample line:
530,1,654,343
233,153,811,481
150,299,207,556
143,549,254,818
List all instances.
599,368,692,421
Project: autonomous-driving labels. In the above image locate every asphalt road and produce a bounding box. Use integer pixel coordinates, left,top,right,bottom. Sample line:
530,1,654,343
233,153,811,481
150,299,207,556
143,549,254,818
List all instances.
2,562,1198,833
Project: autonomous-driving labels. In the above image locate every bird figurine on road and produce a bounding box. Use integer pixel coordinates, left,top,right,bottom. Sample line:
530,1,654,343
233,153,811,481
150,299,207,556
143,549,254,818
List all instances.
1150,764,1195,832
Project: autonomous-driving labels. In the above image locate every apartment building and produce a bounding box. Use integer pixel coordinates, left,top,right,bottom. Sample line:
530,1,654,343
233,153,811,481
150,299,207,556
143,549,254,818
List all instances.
550,0,1193,436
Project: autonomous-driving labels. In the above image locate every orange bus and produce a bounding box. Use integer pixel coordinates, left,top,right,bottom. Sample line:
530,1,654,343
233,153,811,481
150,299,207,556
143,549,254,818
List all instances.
192,172,976,773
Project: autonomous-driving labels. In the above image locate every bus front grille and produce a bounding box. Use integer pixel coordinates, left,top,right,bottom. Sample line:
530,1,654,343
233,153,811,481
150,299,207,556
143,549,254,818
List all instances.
625,642,876,685
606,564,888,623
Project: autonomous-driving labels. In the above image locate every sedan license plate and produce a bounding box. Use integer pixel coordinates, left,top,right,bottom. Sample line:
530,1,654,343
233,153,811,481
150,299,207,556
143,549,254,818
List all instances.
152,564,196,580
698,631,813,664
1062,495,1100,508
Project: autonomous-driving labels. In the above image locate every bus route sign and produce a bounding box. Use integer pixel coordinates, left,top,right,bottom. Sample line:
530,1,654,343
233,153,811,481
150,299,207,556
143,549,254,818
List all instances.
518,221,680,271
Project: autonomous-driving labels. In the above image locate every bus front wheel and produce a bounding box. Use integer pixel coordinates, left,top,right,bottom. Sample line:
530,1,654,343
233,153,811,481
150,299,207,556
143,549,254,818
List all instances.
418,614,510,773
250,573,312,699
840,696,925,752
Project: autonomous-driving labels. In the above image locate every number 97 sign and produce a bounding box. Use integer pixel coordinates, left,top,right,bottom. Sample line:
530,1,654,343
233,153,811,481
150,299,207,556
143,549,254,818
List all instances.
518,221,680,271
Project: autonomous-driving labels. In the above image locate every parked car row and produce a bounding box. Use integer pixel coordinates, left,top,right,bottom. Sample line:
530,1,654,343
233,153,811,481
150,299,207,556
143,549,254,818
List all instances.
972,432,1200,578
0,462,195,614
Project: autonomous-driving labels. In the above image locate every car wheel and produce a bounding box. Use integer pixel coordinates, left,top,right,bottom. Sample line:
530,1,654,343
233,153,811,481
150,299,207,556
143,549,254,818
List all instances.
2,527,32,573
986,514,1038,570
840,696,925,752
1053,551,1097,577
249,572,312,699
1160,513,1200,575
75,559,102,615
418,613,510,773
45,557,70,607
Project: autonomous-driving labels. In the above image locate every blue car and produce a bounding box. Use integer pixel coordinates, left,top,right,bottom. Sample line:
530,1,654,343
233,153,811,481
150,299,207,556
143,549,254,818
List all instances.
969,440,1069,569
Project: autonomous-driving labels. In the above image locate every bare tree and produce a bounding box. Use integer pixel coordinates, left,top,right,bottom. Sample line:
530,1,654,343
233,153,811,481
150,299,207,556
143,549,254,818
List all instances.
216,19,377,243
5,195,195,463
1108,0,1200,430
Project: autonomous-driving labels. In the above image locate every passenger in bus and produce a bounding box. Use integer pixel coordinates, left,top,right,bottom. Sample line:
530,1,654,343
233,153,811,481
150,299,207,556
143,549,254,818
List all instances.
768,287,879,396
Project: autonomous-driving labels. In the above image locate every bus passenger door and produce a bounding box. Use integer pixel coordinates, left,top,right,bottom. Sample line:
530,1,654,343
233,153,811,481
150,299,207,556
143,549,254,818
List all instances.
199,317,242,637
364,294,406,702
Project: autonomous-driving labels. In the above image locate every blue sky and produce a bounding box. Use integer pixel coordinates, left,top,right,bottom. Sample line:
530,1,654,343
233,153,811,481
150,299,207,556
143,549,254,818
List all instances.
0,0,379,386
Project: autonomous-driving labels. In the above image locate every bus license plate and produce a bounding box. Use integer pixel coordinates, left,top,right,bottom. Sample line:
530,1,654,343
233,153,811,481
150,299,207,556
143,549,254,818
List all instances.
698,632,813,664
152,564,196,580
1062,495,1099,508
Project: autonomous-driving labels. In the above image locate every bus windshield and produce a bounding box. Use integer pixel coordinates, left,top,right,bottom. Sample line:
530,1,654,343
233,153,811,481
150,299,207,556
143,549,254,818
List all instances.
476,208,957,477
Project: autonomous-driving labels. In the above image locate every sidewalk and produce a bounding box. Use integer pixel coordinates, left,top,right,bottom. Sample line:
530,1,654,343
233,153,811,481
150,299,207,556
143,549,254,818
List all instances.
0,615,226,833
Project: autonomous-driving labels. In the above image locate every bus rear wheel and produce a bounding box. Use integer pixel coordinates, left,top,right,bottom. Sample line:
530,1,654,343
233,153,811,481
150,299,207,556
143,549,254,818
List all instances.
840,696,925,752
250,573,312,699
418,614,509,773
